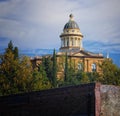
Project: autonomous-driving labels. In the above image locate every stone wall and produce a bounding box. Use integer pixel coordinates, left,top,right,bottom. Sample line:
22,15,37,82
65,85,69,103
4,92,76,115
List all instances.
100,85,120,116
0,83,120,116
0,83,95,116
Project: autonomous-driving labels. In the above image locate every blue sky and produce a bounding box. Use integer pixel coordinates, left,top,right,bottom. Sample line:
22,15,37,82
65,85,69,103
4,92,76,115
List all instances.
0,0,120,56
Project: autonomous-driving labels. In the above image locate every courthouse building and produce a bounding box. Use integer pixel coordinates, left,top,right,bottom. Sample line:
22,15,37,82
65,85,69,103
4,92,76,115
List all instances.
31,14,104,79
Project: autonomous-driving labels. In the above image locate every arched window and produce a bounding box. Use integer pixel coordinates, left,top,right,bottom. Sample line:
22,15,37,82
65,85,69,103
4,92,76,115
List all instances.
92,63,96,72
78,63,83,71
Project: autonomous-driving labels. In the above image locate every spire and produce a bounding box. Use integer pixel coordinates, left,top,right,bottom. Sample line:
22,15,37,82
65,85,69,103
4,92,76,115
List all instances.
69,14,74,21
107,52,109,58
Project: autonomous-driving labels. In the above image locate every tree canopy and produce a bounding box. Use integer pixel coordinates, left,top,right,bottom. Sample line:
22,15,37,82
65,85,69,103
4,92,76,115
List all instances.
0,41,120,96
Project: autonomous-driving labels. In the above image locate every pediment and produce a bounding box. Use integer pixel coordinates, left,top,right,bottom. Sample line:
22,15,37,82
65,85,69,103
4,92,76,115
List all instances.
71,51,88,57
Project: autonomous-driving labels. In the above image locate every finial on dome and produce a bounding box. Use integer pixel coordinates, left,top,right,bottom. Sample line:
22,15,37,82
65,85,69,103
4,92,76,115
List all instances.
69,14,74,20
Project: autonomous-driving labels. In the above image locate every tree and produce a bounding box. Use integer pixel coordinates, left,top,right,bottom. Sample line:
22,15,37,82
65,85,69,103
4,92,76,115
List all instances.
0,41,34,95
6,41,19,59
15,56,33,92
52,49,57,87
80,72,90,84
98,59,120,85
13,47,19,59
32,64,52,90
42,56,53,82
0,50,34,95
0,50,19,95
7,40,13,52
87,72,100,83
64,52,68,81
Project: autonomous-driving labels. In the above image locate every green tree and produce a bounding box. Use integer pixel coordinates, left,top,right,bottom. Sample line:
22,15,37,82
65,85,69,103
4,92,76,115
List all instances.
7,40,13,51
64,52,68,81
98,59,120,85
32,64,52,90
52,49,57,87
6,41,19,59
0,50,19,95
80,72,90,84
87,72,100,83
0,50,34,95
13,47,19,59
15,56,33,92
42,56,53,82
0,41,34,95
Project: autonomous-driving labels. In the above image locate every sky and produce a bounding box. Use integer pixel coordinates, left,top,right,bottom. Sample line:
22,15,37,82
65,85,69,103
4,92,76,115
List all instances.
0,0,120,56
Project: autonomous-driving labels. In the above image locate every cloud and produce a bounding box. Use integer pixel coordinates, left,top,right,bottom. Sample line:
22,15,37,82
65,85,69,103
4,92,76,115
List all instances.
0,0,120,54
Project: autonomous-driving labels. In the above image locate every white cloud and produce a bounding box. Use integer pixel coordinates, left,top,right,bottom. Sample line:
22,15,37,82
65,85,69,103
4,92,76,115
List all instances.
0,0,120,53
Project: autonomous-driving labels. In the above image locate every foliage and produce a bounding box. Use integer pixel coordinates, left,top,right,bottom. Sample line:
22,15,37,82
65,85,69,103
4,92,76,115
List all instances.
79,72,90,84
13,47,19,59
42,49,58,87
52,49,57,87
6,40,19,59
1,41,120,96
0,41,52,96
0,49,33,95
32,65,52,90
0,50,19,95
64,52,68,81
42,56,52,81
98,59,120,85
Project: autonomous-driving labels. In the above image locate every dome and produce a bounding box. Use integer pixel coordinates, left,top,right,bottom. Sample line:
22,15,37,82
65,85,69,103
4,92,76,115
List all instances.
64,14,79,30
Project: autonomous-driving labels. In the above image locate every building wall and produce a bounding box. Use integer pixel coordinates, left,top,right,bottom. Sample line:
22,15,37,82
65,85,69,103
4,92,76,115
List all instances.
56,55,104,79
30,55,104,80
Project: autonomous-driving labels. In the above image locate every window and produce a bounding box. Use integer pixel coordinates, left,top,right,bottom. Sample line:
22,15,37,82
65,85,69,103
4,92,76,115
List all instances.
78,63,83,71
92,63,96,72
72,30,74,32
67,30,69,32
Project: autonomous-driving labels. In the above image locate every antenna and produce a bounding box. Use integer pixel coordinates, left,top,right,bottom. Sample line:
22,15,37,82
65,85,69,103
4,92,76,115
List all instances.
107,51,109,58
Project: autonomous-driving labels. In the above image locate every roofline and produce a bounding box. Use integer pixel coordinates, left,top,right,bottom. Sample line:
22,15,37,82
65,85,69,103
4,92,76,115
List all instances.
56,54,104,59
60,34,83,38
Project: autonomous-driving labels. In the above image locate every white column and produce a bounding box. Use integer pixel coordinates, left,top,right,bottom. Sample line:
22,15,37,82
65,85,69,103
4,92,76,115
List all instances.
67,38,69,47
68,37,70,46
75,38,77,46
61,39,64,47
78,38,80,47
72,38,73,46
63,38,65,47
65,38,67,47
80,39,83,49
73,38,75,46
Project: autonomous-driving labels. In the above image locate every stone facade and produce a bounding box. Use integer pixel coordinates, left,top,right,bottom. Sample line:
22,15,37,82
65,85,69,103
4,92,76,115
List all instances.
100,85,120,116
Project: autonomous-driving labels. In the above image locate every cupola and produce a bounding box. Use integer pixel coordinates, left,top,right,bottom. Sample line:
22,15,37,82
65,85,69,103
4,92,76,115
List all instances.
60,14,83,51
